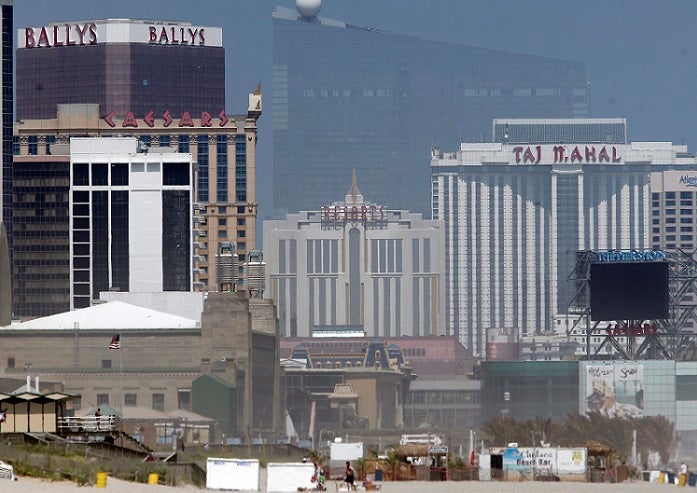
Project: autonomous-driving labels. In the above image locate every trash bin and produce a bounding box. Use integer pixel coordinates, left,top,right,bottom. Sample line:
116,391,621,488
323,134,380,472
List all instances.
642,471,650,481
689,472,697,487
96,472,108,488
148,473,159,485
374,469,383,481
658,472,666,484
679,473,687,487
668,472,676,484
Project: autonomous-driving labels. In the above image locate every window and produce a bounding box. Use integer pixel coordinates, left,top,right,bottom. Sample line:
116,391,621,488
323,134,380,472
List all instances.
124,393,137,407
7,357,14,368
178,389,191,411
178,134,190,153
159,135,171,147
152,393,165,411
218,218,227,226
101,359,112,369
97,393,109,406
72,396,82,410
46,135,56,155
28,135,38,155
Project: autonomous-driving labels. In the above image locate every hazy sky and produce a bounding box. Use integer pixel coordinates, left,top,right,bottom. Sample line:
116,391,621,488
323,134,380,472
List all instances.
15,0,697,222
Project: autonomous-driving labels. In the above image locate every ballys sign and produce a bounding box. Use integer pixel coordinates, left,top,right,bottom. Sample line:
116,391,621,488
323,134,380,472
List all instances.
512,145,622,164
23,23,206,48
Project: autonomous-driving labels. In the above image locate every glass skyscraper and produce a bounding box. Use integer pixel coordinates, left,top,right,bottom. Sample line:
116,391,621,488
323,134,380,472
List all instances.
272,5,589,216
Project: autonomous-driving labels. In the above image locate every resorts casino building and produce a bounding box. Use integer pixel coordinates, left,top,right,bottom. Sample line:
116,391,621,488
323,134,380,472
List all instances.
12,19,260,318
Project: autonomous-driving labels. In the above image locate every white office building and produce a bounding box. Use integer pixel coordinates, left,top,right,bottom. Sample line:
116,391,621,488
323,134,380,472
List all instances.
264,176,445,337
432,135,697,356
70,137,193,309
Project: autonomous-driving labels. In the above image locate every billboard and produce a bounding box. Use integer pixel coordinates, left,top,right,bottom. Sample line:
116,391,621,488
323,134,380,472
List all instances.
585,364,644,418
590,261,669,321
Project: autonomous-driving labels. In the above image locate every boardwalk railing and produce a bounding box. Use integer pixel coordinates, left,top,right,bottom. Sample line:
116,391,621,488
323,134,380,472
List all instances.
57,415,116,432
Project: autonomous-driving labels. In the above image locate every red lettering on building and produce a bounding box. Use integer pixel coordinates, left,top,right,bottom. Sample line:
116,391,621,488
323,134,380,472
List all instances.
179,112,194,127
143,111,155,128
52,26,63,46
200,111,212,127
37,27,50,47
162,110,173,127
170,27,179,44
103,111,116,128
321,204,388,223
25,28,35,48
76,24,89,45
570,147,583,163
148,26,157,43
546,145,622,164
158,27,169,44
513,146,541,164
605,322,658,337
103,108,231,128
24,23,97,48
122,112,138,127
218,110,228,127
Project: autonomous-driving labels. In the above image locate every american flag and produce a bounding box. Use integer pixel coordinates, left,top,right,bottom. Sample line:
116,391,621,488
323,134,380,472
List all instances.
109,334,121,350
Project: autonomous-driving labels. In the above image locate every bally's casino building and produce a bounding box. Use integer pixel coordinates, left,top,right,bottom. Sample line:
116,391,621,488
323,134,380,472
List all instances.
12,19,260,318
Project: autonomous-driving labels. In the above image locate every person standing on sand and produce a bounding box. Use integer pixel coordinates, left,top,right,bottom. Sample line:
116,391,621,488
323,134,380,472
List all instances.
344,461,356,491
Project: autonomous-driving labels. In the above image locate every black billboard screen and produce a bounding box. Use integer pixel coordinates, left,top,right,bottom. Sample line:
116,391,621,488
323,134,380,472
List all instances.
590,261,669,321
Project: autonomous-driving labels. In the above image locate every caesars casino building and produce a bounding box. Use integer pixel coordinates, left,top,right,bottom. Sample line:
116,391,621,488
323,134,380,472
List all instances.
13,19,260,318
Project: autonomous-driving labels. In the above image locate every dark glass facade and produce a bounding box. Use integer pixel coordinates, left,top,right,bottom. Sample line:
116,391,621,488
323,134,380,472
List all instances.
12,160,71,317
1,3,12,277
17,43,225,120
162,189,191,291
272,10,589,215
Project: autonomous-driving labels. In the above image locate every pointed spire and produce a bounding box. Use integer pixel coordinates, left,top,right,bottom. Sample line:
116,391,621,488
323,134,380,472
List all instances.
345,169,363,205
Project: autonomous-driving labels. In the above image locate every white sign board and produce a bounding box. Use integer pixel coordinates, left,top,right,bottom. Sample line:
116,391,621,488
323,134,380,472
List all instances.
556,448,586,475
266,463,316,492
206,458,259,490
330,442,364,461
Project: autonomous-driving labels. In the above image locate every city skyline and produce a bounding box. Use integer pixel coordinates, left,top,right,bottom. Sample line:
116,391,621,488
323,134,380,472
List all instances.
14,0,697,228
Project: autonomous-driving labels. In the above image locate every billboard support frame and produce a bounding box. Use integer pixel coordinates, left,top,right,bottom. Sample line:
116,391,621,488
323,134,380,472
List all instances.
567,249,697,360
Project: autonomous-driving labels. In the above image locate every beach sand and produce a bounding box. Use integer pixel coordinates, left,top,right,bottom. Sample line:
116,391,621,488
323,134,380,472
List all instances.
8,475,674,492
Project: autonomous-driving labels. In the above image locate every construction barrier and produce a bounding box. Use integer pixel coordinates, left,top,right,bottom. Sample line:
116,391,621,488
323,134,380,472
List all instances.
206,458,259,491
266,462,316,492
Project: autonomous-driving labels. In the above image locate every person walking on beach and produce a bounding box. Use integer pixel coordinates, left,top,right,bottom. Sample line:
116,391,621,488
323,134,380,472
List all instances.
344,461,356,491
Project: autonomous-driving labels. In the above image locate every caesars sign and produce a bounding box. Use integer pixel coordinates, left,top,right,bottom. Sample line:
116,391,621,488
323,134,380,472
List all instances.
22,22,211,49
